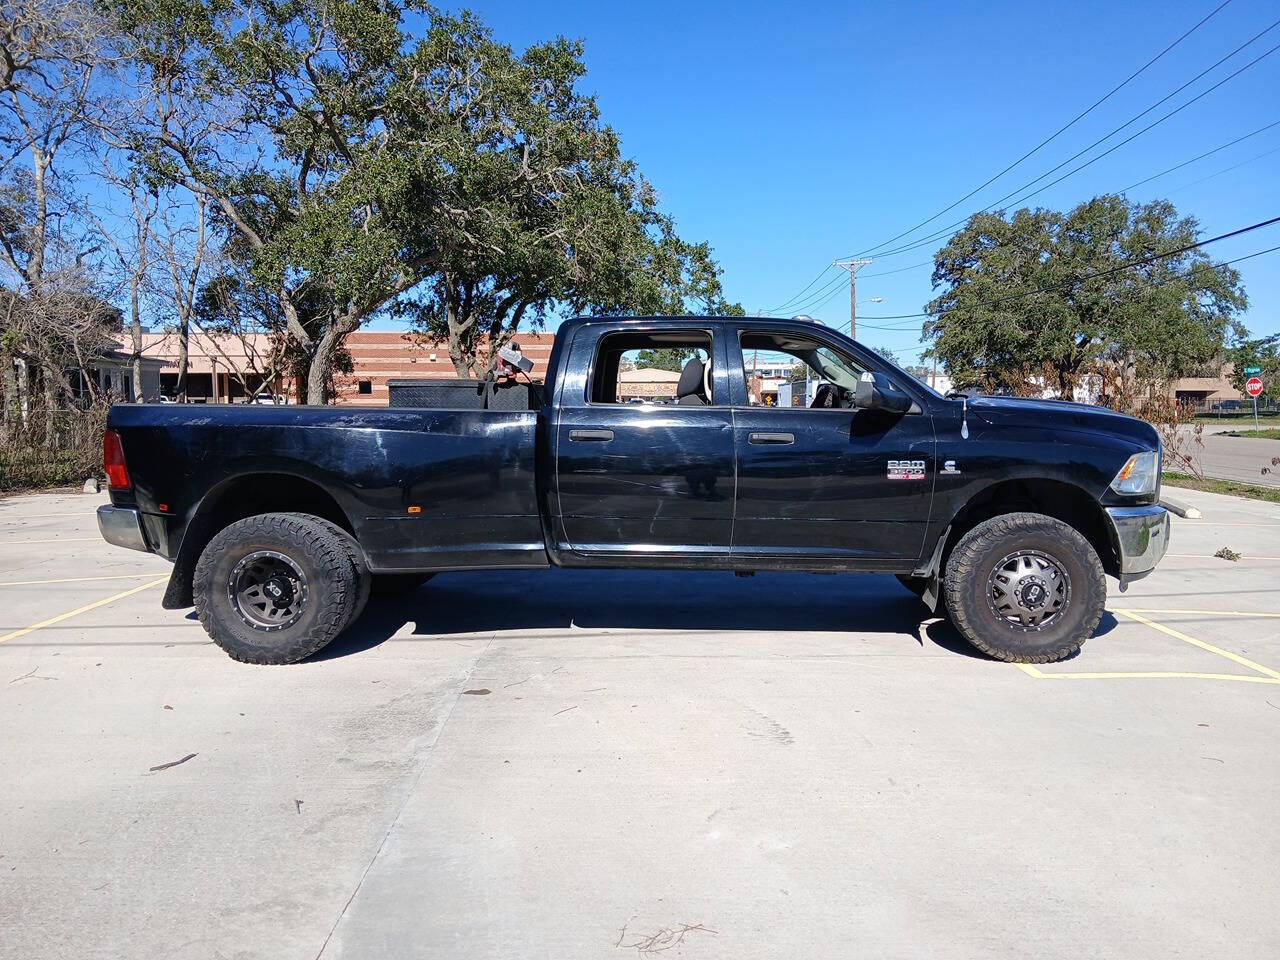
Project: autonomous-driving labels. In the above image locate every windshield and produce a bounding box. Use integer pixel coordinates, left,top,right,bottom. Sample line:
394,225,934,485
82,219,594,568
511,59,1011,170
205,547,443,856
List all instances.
796,345,864,392
748,330,942,399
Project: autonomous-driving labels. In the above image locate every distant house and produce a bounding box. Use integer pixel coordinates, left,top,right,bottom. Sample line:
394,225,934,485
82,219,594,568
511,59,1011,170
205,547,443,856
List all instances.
74,348,166,402
2,293,167,405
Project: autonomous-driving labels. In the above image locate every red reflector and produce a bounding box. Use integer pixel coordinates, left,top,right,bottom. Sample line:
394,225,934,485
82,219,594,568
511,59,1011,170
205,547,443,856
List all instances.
103,430,130,490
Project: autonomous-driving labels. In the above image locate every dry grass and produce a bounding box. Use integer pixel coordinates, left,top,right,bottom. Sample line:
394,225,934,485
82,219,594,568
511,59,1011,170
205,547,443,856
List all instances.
0,405,105,491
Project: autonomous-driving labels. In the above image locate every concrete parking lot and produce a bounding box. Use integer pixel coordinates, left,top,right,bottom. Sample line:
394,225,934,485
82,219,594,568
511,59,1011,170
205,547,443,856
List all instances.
2,488,1278,960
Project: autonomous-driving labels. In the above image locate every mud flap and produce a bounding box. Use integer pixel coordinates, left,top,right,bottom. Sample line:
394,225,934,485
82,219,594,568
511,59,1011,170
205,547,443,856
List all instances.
913,525,950,615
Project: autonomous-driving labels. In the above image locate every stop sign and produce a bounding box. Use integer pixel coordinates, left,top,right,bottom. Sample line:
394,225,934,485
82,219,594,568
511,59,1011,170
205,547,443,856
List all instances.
1246,376,1264,398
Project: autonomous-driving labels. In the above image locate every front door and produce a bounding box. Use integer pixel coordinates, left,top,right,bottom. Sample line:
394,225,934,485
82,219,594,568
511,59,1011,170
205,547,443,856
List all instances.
553,324,736,559
729,327,936,565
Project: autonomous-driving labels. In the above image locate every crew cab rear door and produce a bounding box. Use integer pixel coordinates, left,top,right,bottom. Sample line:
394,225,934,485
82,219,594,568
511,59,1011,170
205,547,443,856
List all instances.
728,324,936,565
550,321,736,559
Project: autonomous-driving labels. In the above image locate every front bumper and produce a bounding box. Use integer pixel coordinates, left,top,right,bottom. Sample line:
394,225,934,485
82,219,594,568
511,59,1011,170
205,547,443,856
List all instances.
1105,504,1170,580
97,505,150,553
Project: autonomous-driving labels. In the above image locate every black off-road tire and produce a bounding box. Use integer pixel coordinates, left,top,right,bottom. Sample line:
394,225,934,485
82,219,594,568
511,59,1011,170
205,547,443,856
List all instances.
312,519,372,629
193,513,356,665
943,512,1105,664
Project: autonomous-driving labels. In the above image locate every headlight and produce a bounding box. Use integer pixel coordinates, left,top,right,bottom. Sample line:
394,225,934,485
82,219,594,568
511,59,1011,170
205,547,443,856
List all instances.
1110,450,1159,495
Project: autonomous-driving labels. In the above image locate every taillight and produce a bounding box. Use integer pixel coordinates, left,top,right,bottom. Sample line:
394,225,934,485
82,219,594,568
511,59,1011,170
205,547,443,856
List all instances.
103,430,131,490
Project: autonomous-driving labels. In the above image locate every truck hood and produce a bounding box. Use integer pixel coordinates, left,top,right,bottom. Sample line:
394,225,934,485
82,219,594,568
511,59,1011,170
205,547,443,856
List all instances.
964,396,1160,449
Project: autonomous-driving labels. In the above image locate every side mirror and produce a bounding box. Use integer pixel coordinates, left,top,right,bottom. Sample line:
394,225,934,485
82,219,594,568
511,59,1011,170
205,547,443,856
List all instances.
854,371,913,415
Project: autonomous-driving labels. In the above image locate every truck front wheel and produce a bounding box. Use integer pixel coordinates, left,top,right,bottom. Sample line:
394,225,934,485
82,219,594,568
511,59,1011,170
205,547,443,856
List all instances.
193,513,356,664
943,512,1105,663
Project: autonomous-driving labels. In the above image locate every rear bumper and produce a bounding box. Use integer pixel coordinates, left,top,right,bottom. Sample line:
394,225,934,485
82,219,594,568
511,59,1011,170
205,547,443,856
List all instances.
97,505,150,553
1105,504,1170,579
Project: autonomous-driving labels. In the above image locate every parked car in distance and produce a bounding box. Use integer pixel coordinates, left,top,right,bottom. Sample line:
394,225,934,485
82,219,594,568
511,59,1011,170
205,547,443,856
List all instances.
97,315,1169,666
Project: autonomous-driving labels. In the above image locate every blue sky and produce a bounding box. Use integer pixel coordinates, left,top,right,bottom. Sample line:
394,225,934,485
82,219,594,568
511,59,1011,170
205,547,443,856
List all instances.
428,0,1280,363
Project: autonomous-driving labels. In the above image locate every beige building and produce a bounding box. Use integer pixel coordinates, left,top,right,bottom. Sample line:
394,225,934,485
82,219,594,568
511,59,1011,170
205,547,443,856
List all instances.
616,366,682,402
1171,366,1241,407
135,331,289,402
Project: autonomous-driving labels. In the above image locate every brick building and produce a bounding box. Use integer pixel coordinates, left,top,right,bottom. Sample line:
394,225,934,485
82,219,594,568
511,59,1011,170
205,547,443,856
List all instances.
334,332,557,406
128,329,558,405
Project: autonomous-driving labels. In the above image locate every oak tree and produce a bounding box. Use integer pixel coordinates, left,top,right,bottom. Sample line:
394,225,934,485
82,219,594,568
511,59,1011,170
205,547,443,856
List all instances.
924,195,1247,401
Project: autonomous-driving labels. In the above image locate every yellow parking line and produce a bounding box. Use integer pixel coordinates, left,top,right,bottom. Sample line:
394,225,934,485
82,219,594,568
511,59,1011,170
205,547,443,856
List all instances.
1113,609,1280,681
1018,664,1280,685
0,577,168,644
0,573,162,588
1114,608,1280,618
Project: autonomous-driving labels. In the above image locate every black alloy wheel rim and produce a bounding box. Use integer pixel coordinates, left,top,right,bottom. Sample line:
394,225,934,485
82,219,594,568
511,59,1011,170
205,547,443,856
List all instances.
227,550,309,631
986,549,1071,632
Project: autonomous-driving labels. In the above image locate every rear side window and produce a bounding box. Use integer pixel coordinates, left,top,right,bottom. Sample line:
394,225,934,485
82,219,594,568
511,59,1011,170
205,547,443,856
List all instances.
588,330,716,405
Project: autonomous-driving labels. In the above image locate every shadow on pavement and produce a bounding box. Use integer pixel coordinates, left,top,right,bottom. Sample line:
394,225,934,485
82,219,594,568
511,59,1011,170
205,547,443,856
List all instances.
309,569,1116,664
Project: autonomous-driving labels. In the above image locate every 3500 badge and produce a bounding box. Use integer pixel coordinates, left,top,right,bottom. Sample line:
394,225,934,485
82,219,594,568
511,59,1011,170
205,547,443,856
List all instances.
887,459,926,480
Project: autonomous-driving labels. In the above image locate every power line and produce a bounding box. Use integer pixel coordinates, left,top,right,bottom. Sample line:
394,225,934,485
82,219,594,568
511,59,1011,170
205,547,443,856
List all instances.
806,276,850,315
765,264,841,313
852,0,1236,259
862,259,933,278
772,267,854,316
851,214,1280,323
773,119,1280,317
1163,142,1280,194
767,2,1236,313
862,25,1280,262
1118,117,1280,191
852,241,1280,332
766,10,1279,318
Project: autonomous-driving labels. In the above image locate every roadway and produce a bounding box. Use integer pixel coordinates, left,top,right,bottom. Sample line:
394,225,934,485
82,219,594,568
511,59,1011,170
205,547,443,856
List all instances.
1176,420,1280,487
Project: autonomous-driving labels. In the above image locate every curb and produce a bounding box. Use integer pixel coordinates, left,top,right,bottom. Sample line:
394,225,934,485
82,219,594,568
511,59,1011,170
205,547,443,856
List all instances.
1160,495,1201,519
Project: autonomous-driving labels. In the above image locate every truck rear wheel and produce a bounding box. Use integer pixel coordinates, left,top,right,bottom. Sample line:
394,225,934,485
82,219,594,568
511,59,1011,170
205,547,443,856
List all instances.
312,518,372,629
943,512,1105,663
193,513,356,665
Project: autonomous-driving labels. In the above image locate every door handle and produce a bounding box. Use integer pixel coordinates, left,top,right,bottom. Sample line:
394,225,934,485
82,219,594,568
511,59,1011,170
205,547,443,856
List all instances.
568,429,614,442
748,432,795,444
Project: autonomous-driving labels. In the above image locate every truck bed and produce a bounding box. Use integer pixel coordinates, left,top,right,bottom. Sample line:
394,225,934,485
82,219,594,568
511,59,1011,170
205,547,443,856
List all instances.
107,403,547,573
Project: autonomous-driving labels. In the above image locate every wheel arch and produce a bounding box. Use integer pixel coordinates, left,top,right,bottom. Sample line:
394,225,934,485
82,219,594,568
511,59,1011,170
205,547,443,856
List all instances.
162,472,357,609
933,478,1119,580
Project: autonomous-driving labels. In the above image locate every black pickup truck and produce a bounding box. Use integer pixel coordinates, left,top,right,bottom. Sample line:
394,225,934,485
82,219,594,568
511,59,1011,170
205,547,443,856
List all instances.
98,315,1169,665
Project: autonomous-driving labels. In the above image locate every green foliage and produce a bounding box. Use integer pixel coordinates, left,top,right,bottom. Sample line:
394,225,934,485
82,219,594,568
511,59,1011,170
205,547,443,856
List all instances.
924,195,1248,399
1227,334,1279,402
114,0,741,388
634,348,695,372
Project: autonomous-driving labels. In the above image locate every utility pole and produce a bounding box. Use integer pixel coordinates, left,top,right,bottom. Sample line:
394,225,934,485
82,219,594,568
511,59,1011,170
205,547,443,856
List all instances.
833,258,872,339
